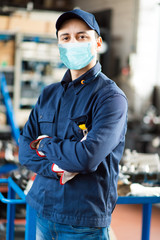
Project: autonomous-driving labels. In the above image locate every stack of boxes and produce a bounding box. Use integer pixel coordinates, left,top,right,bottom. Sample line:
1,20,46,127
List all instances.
0,15,56,35
0,40,15,67
0,14,57,67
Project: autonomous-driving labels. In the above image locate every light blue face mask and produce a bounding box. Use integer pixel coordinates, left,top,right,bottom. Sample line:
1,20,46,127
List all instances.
58,42,94,70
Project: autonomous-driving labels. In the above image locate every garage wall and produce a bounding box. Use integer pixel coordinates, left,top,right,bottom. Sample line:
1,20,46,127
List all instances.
131,1,160,96
73,0,139,69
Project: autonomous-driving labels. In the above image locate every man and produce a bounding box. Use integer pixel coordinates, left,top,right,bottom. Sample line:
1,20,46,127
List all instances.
19,9,128,240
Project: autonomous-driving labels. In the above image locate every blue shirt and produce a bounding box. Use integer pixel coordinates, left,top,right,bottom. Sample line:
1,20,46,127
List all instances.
19,62,128,227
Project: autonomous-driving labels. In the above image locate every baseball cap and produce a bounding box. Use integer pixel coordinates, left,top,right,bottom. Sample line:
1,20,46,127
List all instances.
56,9,100,36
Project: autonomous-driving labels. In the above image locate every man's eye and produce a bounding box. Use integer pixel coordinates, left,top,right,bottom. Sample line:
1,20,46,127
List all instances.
63,37,69,41
79,35,87,39
60,36,70,41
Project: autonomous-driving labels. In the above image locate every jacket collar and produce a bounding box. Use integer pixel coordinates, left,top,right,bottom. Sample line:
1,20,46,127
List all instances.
61,62,101,94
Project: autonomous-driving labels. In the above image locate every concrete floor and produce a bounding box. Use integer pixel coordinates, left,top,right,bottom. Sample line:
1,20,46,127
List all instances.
111,204,160,240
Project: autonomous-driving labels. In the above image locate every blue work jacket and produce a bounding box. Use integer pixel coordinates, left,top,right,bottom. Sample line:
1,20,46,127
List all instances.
19,62,128,227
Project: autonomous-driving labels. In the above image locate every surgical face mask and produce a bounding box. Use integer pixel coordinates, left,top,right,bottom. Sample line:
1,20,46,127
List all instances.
58,42,95,70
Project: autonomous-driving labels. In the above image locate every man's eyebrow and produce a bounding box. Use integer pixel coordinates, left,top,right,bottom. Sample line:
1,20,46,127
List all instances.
59,33,69,38
59,31,89,37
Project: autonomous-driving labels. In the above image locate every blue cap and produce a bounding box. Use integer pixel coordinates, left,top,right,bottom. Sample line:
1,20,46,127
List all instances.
56,9,100,36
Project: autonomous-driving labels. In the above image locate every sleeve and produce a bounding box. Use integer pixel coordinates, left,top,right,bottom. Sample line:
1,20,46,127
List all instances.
18,97,59,180
37,93,128,173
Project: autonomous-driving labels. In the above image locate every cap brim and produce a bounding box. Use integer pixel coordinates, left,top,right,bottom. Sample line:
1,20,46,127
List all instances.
56,12,96,35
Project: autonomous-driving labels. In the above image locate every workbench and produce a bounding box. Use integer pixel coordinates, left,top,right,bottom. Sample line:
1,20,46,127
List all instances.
117,195,160,240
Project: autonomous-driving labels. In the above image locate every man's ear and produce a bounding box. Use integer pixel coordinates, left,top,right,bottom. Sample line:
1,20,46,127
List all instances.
97,37,102,51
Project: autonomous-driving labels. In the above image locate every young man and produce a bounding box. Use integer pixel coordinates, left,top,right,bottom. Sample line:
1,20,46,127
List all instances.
19,9,128,240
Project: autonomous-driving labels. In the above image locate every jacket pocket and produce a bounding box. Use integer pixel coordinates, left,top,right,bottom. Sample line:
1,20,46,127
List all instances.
70,114,91,141
38,111,55,136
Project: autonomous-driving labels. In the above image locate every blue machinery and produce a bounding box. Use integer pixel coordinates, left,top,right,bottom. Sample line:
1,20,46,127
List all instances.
0,177,160,240
0,73,20,145
0,177,36,240
0,73,20,175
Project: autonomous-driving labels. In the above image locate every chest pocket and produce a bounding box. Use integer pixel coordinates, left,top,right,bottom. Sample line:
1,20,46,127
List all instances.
38,111,55,137
70,114,92,141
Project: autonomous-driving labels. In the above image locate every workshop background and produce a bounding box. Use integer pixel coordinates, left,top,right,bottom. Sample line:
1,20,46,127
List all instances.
0,0,160,239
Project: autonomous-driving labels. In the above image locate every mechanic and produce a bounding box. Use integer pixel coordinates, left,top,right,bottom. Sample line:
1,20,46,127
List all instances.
19,9,128,240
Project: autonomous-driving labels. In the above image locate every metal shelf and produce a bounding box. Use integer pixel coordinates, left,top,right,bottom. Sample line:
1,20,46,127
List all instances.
0,66,15,72
21,56,58,62
0,125,11,133
20,98,37,106
0,31,65,127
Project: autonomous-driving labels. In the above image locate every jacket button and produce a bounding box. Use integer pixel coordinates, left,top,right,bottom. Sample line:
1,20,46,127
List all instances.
81,80,85,85
40,115,42,119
